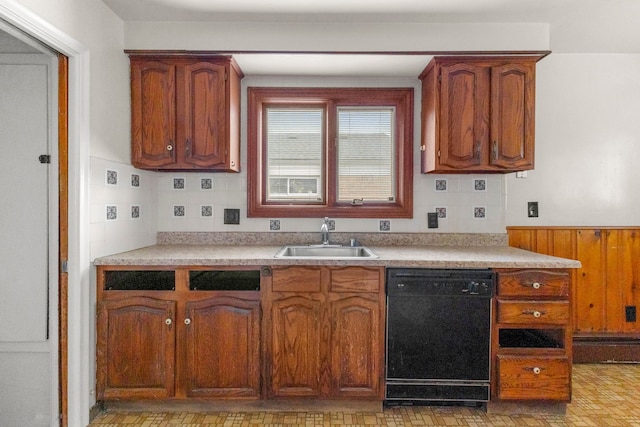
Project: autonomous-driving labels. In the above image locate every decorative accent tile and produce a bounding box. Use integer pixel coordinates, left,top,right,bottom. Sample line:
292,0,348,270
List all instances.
327,219,335,231
131,205,140,219
379,220,391,231
106,169,118,185
201,205,213,217
173,205,185,217
474,206,486,218
474,178,487,191
435,179,447,191
435,207,447,218
130,173,140,188
270,219,281,231
200,177,213,190
173,177,185,190
106,205,117,220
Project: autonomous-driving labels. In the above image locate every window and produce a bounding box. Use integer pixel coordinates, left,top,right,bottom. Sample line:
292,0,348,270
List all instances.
247,87,413,218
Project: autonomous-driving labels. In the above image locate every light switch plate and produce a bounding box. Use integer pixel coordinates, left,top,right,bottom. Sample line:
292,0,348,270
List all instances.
427,212,438,228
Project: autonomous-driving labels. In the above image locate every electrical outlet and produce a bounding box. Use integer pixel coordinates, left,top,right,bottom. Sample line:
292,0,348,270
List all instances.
625,306,637,322
223,208,240,225
528,202,539,218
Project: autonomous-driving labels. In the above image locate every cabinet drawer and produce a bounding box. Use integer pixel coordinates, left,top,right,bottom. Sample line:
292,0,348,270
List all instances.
272,266,322,292
497,300,569,325
497,270,569,298
497,355,570,401
329,267,381,293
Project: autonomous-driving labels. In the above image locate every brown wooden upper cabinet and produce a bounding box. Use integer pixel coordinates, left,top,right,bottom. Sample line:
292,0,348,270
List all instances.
420,56,540,173
129,54,243,171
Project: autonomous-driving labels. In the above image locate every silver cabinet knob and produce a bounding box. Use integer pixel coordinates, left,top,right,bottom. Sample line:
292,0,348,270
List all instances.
532,367,541,375
532,282,541,289
167,145,173,151
184,318,191,325
165,318,172,325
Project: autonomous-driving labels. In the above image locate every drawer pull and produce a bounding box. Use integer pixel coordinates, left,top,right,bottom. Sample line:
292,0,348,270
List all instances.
522,309,545,318
532,282,541,289
527,366,543,375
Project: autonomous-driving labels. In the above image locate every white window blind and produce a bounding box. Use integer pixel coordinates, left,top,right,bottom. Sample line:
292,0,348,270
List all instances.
337,107,395,202
265,107,324,201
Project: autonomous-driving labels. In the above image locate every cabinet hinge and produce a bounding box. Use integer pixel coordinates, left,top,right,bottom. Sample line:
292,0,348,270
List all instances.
39,154,51,164
61,259,68,273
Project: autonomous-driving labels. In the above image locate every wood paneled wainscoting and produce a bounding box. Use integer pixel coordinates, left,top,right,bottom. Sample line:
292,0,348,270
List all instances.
507,227,640,363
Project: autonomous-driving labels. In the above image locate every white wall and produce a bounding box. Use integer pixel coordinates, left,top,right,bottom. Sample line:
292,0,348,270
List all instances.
124,21,549,52
506,54,640,226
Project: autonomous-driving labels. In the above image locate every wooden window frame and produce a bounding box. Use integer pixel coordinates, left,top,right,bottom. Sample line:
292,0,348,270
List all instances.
247,87,414,218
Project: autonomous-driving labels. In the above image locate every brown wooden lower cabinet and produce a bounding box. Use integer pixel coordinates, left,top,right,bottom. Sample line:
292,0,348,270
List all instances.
183,297,261,398
269,294,323,397
97,296,176,399
264,265,385,399
492,268,572,403
507,227,640,362
96,266,261,400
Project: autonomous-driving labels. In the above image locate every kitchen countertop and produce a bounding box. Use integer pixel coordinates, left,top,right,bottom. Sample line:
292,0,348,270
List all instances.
94,234,581,269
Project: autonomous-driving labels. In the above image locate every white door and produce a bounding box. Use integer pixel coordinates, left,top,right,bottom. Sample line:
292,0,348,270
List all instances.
0,53,58,426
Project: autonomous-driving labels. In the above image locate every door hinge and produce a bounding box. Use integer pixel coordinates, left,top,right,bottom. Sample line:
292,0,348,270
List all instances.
39,154,51,164
61,259,68,273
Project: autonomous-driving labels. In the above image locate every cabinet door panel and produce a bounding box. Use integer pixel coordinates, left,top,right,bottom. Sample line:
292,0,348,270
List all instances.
329,266,381,293
330,296,381,397
270,296,322,397
497,300,569,325
131,60,176,168
497,269,569,298
490,63,535,170
182,61,227,168
439,63,489,169
97,297,176,399
497,355,570,401
184,297,260,398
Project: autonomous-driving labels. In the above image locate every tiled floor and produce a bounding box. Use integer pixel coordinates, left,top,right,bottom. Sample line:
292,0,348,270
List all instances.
91,364,640,426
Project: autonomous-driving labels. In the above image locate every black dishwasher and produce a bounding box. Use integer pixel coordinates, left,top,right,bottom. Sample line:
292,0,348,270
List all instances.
385,268,494,406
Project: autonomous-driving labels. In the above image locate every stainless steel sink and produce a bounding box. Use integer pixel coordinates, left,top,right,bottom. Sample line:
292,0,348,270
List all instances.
274,245,378,259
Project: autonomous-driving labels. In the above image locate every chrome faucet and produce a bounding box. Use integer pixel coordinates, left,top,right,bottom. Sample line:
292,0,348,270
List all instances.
320,217,330,245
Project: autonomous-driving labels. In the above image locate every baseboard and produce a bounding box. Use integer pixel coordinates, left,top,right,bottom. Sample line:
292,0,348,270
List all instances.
573,334,640,363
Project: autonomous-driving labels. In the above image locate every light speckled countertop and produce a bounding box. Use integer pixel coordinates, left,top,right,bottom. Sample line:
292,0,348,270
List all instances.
94,232,581,269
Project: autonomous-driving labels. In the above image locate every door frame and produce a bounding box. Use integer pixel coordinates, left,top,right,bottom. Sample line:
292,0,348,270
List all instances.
0,2,91,426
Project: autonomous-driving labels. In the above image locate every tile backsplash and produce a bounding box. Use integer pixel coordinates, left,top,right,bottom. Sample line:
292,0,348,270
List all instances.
90,157,157,260
153,171,505,233
90,159,506,259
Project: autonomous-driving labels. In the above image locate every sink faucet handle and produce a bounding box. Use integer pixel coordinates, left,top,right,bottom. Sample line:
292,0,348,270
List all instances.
321,217,330,245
